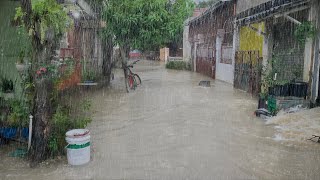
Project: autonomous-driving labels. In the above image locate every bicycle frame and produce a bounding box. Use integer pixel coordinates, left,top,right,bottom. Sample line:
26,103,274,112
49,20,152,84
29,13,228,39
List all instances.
125,60,140,90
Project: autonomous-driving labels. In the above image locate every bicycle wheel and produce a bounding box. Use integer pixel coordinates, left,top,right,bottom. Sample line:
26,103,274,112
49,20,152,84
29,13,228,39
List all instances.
127,75,135,91
134,74,141,86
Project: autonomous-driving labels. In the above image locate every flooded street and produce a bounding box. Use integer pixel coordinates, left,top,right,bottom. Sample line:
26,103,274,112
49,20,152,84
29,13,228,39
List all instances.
1,61,320,179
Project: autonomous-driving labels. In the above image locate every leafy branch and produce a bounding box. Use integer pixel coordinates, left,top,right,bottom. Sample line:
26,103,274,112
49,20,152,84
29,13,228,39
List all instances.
294,21,317,44
15,0,71,45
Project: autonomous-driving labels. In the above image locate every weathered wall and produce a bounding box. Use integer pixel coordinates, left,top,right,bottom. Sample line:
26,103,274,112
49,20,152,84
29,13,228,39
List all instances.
216,32,234,84
239,22,265,57
236,0,270,14
160,48,169,63
183,20,192,64
189,1,235,79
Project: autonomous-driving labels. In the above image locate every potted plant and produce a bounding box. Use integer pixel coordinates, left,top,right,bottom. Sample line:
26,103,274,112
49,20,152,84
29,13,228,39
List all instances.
271,80,290,97
82,70,97,83
289,81,308,98
3,99,30,140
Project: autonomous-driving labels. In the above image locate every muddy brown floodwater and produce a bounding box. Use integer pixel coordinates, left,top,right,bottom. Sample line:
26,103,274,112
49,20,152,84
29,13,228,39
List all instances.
1,60,320,179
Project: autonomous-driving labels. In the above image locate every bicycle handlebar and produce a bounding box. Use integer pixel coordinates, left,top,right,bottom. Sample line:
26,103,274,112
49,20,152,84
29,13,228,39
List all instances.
132,59,140,64
126,59,140,68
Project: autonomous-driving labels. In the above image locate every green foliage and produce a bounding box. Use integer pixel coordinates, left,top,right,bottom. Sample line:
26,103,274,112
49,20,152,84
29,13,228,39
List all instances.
294,21,317,44
49,100,92,156
15,0,71,45
1,78,14,93
7,99,30,127
261,55,300,96
82,70,98,82
166,61,189,70
81,59,98,81
103,0,194,51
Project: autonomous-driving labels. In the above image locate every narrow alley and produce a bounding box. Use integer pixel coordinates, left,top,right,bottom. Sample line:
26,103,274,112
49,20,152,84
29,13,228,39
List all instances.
1,61,320,179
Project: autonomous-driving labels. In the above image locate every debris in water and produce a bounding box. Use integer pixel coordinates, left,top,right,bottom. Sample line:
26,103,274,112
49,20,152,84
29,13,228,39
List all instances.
199,81,210,87
307,135,320,143
255,108,273,119
266,107,320,142
277,104,306,115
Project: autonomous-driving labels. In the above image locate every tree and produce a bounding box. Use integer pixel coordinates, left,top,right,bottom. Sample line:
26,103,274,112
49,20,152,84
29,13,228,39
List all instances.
18,0,69,165
166,0,195,56
103,0,194,91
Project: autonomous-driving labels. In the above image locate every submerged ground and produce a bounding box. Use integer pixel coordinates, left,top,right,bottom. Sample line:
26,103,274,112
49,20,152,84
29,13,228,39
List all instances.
1,60,320,179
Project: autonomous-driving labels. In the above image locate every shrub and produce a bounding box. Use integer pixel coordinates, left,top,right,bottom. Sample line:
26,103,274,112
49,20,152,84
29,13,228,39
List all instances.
49,100,92,157
166,61,188,70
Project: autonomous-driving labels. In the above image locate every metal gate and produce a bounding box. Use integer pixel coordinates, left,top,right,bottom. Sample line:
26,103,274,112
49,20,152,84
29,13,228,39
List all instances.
234,51,262,96
196,45,215,79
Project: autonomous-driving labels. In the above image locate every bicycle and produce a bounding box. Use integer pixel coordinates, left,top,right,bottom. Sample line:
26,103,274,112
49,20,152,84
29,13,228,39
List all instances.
125,60,141,91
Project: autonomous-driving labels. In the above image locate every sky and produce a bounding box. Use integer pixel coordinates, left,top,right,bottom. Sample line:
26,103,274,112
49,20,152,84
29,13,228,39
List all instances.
194,0,206,3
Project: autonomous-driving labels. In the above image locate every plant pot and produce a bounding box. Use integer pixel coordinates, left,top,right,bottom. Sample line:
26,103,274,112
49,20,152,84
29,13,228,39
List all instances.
269,84,290,97
280,83,290,96
267,96,277,115
290,82,308,98
269,85,282,96
15,63,27,73
258,97,267,109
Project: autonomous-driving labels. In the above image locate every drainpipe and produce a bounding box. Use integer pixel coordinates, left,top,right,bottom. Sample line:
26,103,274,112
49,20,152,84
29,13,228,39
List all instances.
28,115,33,151
311,0,320,105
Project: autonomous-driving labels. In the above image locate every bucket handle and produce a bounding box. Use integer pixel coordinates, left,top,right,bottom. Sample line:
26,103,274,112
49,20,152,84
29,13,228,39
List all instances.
65,144,70,149
73,131,89,137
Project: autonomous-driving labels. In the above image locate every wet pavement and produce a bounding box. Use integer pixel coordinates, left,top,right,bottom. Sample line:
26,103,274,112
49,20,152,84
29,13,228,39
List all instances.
1,60,320,179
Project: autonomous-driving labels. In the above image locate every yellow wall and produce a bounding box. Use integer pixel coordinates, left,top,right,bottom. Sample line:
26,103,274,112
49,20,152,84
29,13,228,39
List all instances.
239,22,264,57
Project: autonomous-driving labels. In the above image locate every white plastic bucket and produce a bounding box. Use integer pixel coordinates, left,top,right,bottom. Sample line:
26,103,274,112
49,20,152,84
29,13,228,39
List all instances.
65,129,91,166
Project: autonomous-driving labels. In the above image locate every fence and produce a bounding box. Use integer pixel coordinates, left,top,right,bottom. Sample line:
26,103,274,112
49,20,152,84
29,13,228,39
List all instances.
196,45,215,79
234,50,262,96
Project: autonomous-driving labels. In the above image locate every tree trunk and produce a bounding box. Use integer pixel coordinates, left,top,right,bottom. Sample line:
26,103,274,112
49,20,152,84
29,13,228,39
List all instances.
102,36,113,85
21,0,56,166
30,78,53,166
119,45,130,92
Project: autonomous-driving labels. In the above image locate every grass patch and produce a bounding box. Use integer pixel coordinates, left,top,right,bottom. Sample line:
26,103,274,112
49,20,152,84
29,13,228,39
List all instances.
166,61,191,70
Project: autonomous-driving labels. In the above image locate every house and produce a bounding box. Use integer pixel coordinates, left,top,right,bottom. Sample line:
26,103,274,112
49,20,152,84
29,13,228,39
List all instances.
185,0,320,103
187,1,236,82
0,0,106,92
183,8,207,68
235,0,320,101
57,0,105,90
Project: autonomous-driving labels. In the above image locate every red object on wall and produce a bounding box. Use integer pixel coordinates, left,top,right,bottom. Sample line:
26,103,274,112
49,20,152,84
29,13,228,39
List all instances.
57,27,82,91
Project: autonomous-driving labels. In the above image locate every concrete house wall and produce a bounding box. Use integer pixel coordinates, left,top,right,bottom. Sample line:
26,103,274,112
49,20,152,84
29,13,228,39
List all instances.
188,1,236,82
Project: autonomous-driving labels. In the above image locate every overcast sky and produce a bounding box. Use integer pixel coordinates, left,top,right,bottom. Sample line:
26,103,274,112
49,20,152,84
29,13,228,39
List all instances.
194,0,211,4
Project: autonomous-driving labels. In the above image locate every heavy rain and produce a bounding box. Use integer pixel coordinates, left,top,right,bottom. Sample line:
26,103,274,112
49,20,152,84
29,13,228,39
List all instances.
0,0,320,179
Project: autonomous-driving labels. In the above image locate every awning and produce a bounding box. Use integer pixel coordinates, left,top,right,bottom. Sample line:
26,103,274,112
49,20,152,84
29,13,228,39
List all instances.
236,0,310,26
